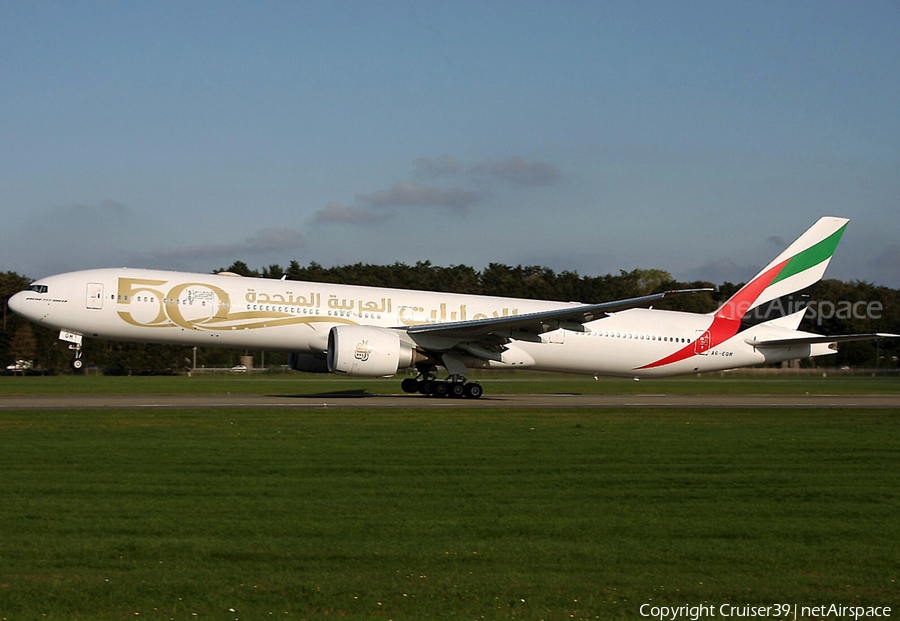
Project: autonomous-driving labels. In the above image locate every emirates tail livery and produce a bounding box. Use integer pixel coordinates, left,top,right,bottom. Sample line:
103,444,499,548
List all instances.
8,217,897,398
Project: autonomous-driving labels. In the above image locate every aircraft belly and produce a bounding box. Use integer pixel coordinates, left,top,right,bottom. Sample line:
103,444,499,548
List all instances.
116,323,325,353
512,335,658,375
634,342,767,377
65,313,326,354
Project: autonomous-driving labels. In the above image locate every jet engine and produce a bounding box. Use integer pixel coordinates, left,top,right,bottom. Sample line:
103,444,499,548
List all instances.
287,352,329,373
327,325,417,376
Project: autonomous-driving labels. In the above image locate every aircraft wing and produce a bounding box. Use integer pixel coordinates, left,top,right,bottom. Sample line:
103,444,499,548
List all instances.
748,333,900,347
406,288,713,342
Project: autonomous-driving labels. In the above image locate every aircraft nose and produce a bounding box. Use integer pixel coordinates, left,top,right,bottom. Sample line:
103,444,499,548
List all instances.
7,291,28,317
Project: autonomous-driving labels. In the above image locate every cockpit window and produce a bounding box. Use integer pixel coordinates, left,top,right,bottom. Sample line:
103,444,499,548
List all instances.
25,284,49,294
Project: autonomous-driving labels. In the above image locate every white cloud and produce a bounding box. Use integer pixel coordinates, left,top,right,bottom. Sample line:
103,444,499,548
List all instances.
314,202,388,224
149,227,305,262
414,155,460,179
470,156,560,186
357,181,478,213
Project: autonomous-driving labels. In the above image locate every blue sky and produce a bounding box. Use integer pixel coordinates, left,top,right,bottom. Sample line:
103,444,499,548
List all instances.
2,1,898,288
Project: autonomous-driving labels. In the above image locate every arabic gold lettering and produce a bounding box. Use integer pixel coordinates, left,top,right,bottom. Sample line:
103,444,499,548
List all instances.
398,305,422,326
359,298,390,313
248,289,327,309
490,308,517,318
327,295,354,311
450,304,467,321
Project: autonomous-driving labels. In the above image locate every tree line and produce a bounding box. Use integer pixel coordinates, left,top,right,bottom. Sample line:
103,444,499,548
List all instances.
1,262,897,374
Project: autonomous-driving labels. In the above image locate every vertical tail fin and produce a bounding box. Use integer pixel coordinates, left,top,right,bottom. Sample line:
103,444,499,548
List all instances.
715,216,849,330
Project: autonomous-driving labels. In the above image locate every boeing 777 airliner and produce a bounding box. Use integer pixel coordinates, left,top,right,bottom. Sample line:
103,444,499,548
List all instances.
8,217,896,397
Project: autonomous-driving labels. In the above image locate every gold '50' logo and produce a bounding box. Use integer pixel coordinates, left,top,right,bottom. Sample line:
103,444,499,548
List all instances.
117,277,231,330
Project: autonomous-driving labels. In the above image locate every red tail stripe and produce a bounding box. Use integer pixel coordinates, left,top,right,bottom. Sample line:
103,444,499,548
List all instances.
715,259,788,321
638,258,789,370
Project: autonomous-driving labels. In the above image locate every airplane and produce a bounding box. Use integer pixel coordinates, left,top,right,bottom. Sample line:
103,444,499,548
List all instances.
7,216,897,398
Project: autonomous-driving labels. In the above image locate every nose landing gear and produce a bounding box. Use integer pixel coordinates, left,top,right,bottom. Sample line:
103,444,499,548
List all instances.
59,330,85,371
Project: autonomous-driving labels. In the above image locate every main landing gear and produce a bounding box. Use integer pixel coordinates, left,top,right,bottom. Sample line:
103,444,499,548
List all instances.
401,372,483,399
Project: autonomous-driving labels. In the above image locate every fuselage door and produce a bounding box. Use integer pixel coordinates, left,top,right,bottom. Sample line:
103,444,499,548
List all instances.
183,287,217,324
398,305,425,326
547,329,566,344
86,282,104,310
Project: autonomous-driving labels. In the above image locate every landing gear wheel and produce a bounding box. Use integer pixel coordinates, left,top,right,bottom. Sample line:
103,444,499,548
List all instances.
419,380,435,396
72,358,85,371
463,382,483,399
449,383,466,398
432,382,449,398
401,378,419,394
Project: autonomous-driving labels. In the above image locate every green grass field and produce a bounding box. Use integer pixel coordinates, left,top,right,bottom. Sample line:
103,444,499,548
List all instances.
1,394,898,619
1,371,899,396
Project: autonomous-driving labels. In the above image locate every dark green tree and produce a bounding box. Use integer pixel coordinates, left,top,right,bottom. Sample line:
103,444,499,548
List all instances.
8,323,37,372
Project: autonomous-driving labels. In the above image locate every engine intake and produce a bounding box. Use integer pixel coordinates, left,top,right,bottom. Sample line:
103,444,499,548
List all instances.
327,325,416,377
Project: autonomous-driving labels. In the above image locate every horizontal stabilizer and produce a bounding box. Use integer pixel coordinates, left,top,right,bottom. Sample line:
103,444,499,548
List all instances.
747,333,900,347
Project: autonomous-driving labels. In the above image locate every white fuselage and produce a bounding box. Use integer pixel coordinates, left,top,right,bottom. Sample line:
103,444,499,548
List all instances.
9,268,827,377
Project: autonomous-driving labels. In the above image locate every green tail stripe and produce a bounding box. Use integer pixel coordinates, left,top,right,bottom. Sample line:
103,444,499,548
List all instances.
769,224,847,287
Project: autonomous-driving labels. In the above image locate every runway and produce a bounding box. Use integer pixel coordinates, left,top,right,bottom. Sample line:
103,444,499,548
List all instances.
1,393,898,410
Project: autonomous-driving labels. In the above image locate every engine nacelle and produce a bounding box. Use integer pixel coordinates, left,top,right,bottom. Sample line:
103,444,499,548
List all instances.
288,352,329,373
327,325,415,377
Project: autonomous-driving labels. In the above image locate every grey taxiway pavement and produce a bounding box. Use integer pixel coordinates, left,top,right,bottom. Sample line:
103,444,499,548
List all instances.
1,393,898,410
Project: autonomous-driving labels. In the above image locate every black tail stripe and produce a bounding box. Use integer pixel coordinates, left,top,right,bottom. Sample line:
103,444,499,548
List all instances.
739,283,819,331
